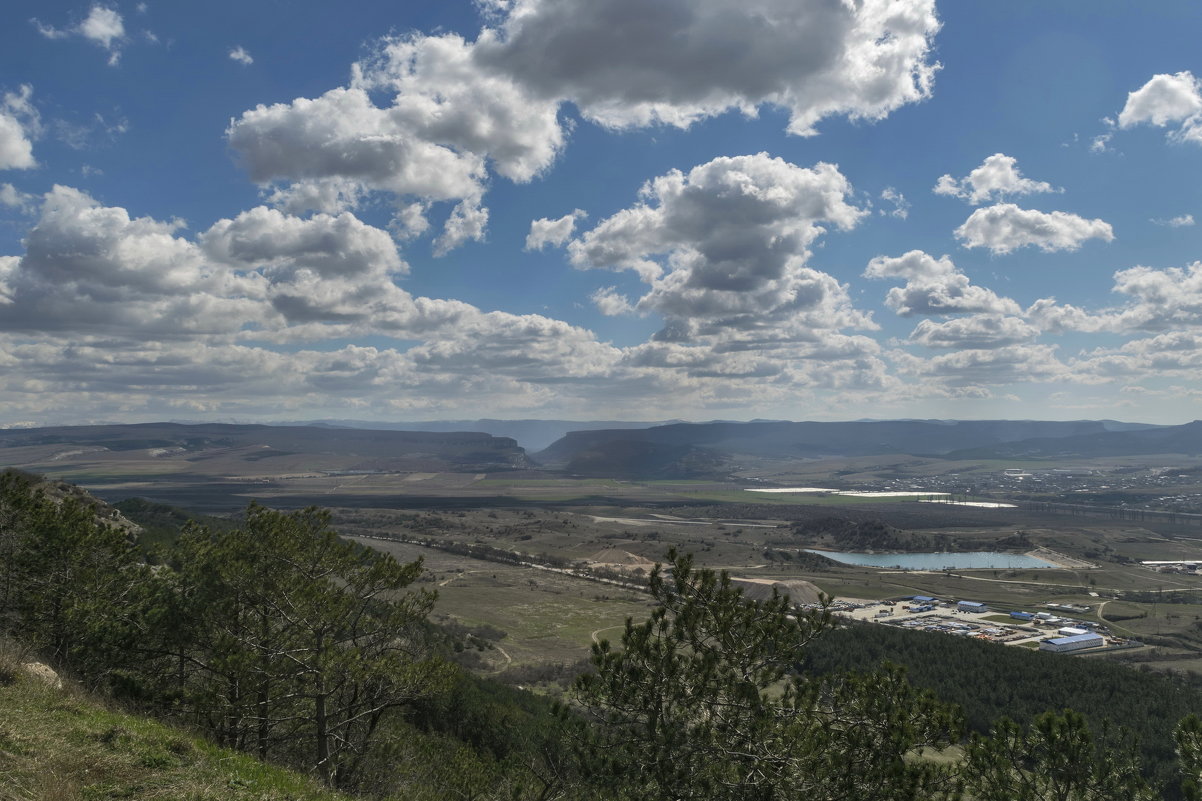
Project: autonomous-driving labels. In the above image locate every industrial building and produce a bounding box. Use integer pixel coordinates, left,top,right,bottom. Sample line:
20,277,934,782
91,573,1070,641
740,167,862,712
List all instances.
1040,632,1104,653
957,601,987,613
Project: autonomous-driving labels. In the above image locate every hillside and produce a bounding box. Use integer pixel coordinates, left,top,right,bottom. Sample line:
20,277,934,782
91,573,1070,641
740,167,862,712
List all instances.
0,422,531,471
945,420,1202,459
0,424,533,510
288,418,682,452
5,469,1202,799
1,469,143,537
537,419,1166,476
551,438,730,478
0,651,350,801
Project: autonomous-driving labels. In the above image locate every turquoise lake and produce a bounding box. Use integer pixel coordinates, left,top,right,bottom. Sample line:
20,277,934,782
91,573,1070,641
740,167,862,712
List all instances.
804,550,1058,570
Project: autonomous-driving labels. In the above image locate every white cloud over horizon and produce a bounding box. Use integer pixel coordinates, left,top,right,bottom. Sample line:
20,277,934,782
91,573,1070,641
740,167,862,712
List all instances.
4,2,1202,426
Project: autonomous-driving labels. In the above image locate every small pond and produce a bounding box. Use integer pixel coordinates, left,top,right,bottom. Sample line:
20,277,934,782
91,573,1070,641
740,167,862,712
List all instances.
804,550,1058,570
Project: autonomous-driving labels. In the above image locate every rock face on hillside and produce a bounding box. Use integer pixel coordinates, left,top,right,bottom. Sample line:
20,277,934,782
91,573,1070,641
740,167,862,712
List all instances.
1,470,143,540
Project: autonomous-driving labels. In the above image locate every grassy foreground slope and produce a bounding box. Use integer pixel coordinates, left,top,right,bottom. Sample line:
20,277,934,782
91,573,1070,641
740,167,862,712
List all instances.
0,653,348,801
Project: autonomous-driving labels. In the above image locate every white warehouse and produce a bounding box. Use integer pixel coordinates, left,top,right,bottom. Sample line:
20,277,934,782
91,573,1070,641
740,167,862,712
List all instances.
1040,632,1104,653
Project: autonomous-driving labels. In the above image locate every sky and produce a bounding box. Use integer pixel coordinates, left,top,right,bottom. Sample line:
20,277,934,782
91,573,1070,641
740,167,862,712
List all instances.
2,1,1202,427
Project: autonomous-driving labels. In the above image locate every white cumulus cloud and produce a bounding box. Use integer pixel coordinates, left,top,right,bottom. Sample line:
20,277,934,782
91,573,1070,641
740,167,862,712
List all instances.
34,5,127,65
1027,261,1202,335
590,286,635,316
228,87,491,252
1,186,265,337
1109,262,1202,331
1,181,962,420
227,0,940,254
353,33,567,183
955,203,1114,254
892,344,1065,388
0,86,40,170
1117,71,1202,143
933,153,1059,205
525,209,586,251
864,250,1020,316
229,88,488,204
568,153,872,344
473,0,941,136
0,186,637,413
229,30,569,253
907,315,1039,349
1025,298,1116,334
0,183,35,212
1072,332,1202,383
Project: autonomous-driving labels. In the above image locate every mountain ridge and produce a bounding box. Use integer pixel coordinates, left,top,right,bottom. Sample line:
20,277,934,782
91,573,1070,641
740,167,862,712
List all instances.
535,419,1191,478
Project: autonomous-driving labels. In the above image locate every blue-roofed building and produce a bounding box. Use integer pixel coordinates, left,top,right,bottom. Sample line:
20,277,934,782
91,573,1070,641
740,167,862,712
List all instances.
957,601,987,613
1010,611,1034,621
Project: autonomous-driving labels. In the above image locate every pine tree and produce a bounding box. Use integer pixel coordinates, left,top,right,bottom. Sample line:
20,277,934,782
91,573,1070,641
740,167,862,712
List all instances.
0,472,144,677
1176,715,1202,801
161,504,451,788
571,549,962,801
963,709,1156,801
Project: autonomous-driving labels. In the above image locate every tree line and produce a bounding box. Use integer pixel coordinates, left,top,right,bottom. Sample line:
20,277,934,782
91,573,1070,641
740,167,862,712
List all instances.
800,612,1202,796
4,467,1202,799
0,471,459,790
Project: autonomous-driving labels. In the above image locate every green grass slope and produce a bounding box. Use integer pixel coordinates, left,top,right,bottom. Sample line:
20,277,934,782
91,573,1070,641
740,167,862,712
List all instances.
0,651,350,801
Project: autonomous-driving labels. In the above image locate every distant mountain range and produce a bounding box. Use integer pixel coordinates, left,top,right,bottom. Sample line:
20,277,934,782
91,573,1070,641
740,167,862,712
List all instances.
534,419,1189,477
943,420,1202,459
278,418,682,452
0,422,532,473
3,419,1199,482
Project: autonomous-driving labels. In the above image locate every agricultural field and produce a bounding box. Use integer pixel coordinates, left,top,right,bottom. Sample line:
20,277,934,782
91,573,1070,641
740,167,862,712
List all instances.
344,535,654,675
323,497,1202,678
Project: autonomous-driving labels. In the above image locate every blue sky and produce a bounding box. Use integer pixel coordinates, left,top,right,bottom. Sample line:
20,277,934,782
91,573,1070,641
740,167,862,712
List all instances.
3,0,1202,426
